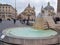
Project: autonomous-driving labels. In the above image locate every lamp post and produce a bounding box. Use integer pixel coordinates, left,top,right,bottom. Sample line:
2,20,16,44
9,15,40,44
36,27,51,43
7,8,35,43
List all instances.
15,0,16,19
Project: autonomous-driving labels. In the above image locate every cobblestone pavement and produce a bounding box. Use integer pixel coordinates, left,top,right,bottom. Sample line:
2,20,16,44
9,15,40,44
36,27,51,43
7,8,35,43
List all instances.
0,20,31,45
0,20,30,32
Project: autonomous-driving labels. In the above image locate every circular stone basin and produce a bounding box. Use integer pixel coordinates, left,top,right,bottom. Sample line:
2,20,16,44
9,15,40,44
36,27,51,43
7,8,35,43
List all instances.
3,27,58,45
3,27,57,39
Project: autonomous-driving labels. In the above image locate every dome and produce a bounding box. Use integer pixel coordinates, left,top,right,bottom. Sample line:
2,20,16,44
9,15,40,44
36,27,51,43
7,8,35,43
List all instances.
44,2,54,11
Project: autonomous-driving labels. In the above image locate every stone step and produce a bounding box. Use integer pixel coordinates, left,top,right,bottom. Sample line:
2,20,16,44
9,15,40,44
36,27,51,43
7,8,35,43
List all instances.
45,16,55,28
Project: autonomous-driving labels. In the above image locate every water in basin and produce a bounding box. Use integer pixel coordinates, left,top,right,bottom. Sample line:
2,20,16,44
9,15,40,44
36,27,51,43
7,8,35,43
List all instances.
5,27,57,38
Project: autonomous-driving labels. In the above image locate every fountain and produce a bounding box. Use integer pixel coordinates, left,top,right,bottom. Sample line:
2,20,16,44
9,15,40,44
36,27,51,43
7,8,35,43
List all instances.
33,15,48,30
1,1,59,45
2,15,58,45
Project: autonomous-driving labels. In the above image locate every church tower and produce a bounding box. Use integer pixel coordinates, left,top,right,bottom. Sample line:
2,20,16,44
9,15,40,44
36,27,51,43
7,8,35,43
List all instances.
57,0,60,12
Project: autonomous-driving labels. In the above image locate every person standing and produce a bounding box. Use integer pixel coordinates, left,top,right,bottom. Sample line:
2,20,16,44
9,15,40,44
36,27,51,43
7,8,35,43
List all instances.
0,19,2,23
13,19,16,24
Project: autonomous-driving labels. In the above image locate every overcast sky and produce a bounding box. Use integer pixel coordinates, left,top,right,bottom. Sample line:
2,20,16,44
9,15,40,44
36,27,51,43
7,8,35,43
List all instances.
0,0,57,15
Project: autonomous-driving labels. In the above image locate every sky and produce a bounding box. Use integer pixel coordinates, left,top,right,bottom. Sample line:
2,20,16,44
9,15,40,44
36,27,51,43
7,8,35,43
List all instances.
0,0,57,15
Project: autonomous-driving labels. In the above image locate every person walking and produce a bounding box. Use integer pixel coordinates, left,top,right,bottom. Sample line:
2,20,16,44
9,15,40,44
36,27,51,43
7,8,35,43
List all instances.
13,19,16,24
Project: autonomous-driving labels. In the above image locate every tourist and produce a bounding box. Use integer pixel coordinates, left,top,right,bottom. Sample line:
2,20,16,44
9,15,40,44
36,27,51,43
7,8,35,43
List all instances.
13,19,16,24
20,19,25,24
26,16,30,25
26,19,29,25
0,19,2,23
23,19,25,24
54,17,60,24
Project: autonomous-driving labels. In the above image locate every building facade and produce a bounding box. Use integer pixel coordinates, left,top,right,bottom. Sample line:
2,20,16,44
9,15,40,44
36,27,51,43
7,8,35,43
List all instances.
38,1,60,24
41,2,55,17
0,4,17,20
18,4,36,21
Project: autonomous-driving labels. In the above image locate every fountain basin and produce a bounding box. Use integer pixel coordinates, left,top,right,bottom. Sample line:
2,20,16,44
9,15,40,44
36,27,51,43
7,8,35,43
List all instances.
2,27,58,45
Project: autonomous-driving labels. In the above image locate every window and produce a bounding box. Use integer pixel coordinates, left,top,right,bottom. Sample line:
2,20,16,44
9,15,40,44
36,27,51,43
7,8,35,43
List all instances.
0,12,1,14
3,9,4,11
3,7,4,8
9,7,10,11
9,7,10,9
3,7,4,11
42,10,44,13
6,7,7,12
6,9,7,11
6,7,7,8
48,14,50,16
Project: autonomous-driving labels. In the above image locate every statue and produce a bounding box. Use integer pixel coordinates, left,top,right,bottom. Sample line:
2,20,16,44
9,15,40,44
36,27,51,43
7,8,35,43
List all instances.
33,14,49,30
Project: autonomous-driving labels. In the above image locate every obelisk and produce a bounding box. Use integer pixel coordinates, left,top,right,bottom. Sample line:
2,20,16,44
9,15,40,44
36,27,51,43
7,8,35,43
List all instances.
57,0,60,12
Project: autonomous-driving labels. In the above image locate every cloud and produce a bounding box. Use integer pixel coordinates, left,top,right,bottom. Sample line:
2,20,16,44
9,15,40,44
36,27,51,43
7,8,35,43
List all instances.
29,0,40,4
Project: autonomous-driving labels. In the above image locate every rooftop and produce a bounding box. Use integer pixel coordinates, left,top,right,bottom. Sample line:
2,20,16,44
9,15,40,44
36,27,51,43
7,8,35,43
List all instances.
44,2,54,11
0,4,11,6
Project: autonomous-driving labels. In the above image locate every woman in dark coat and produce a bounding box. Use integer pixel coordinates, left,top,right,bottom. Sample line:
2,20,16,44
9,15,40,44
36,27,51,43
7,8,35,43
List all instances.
0,19,2,23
